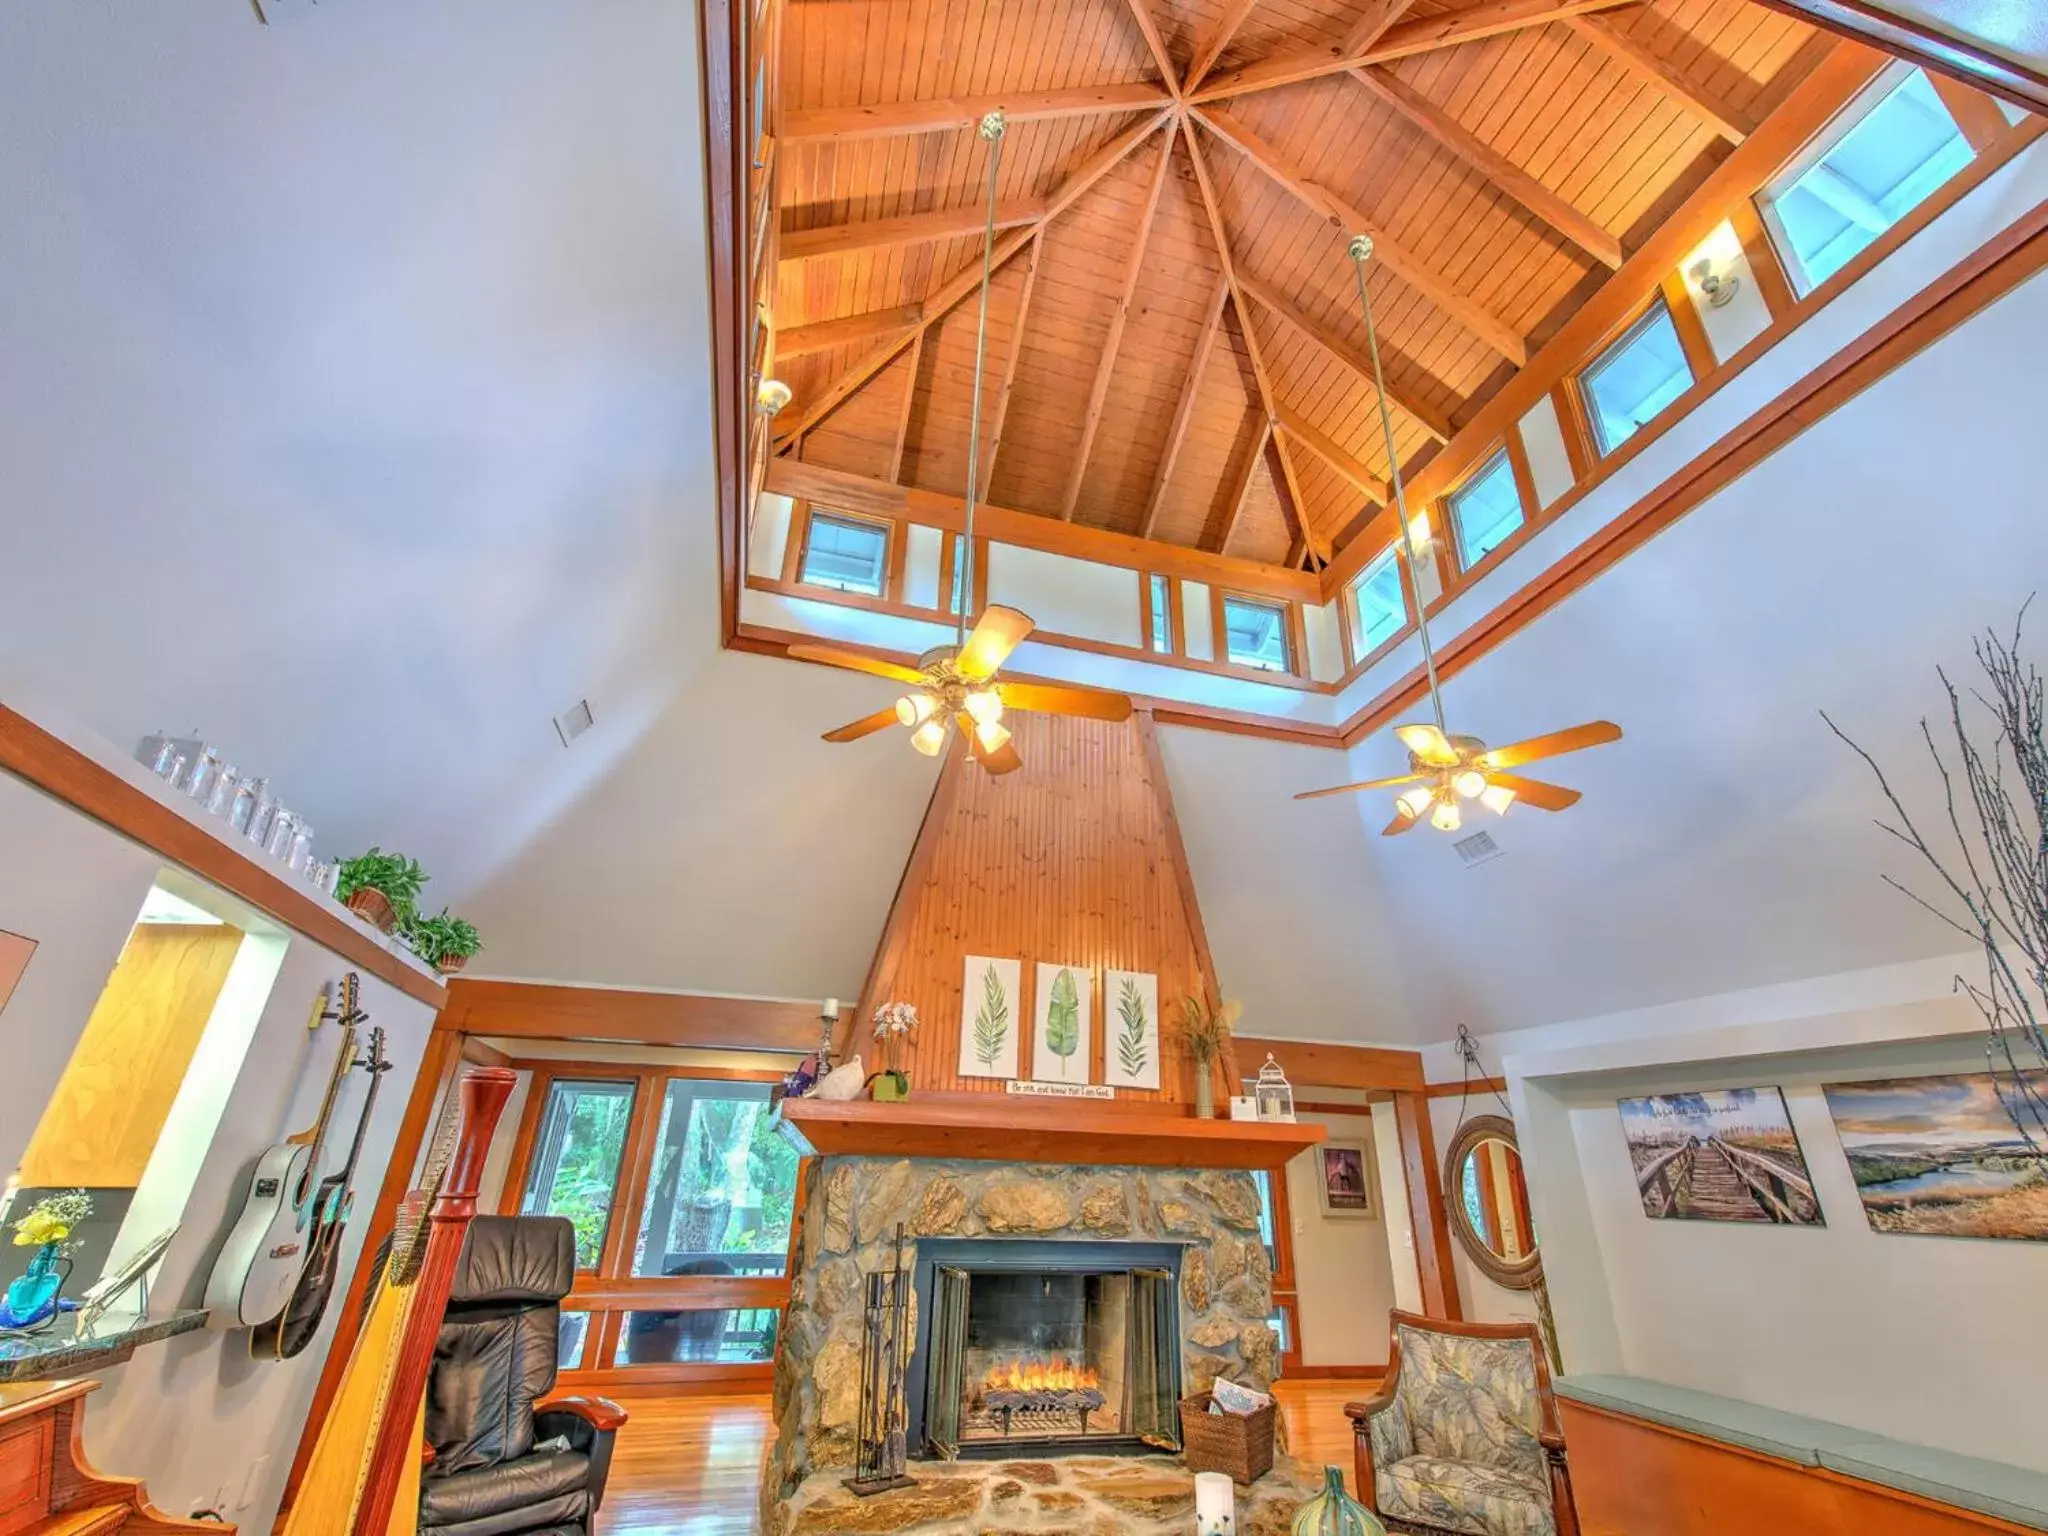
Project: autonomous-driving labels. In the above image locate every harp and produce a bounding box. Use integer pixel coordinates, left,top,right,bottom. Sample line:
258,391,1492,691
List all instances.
281,1066,516,1536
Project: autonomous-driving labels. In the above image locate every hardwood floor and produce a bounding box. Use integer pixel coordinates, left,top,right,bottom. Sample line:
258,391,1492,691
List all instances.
600,1378,1374,1534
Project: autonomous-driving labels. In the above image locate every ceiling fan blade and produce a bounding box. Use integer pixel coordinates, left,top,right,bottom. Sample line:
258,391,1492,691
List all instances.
956,605,1035,679
1293,772,1426,802
1488,772,1582,812
956,713,1023,775
786,643,926,688
822,707,901,744
998,679,1133,722
1474,720,1622,771
1382,809,1423,836
1394,722,1459,766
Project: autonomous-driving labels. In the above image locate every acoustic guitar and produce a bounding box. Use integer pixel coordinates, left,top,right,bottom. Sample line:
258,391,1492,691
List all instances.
207,975,363,1329
252,1024,392,1360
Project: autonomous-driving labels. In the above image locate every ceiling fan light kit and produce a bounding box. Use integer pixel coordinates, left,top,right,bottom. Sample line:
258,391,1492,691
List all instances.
1293,237,1625,829
803,107,1135,777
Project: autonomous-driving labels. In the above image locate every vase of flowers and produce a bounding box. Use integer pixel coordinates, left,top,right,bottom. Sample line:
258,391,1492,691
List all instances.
1175,995,1242,1119
1,1190,92,1329
870,1001,920,1101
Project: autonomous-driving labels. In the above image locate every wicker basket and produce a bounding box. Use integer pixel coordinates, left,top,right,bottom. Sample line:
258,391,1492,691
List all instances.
1178,1390,1276,1484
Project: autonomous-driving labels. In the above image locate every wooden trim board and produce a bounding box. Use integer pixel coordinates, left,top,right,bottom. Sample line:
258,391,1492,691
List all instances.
441,978,820,1053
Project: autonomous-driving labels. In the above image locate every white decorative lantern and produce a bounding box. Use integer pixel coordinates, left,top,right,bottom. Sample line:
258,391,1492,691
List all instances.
1254,1054,1296,1123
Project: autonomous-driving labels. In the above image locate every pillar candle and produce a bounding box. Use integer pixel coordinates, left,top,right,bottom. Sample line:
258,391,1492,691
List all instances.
1195,1470,1235,1535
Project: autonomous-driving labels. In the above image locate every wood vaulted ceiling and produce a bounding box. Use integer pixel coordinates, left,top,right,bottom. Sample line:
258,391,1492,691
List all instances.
766,0,1827,569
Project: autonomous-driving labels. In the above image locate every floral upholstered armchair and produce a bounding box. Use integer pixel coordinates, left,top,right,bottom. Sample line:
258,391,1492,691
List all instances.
1346,1312,1580,1536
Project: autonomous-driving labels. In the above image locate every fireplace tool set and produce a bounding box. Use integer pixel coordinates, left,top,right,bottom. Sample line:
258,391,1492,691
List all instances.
844,1224,916,1497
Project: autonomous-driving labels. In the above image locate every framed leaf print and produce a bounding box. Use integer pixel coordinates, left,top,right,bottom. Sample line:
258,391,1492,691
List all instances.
1031,963,1093,1083
1103,969,1160,1090
958,955,1021,1080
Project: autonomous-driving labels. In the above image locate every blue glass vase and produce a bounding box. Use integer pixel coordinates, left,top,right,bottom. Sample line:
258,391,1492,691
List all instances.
1291,1465,1386,1536
0,1243,65,1329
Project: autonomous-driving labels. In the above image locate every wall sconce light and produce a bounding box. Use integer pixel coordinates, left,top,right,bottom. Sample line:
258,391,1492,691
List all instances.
755,376,793,416
1688,256,1741,309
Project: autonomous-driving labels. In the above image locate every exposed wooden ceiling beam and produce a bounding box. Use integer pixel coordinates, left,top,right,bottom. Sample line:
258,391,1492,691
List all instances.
1566,15,1757,143
1193,0,1637,103
1120,0,1183,96
1272,400,1390,504
1184,0,1266,95
780,197,1043,262
888,333,924,481
1348,68,1625,268
1236,269,1455,443
1749,0,2048,115
1215,419,1272,554
1182,129,1329,564
1141,274,1230,538
776,303,923,359
1064,125,1180,520
783,82,1173,141
1193,108,1527,364
775,112,1169,445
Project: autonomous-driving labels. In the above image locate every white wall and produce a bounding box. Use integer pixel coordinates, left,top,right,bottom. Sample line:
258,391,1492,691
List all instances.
0,757,442,1530
1284,1110,1399,1367
1493,954,2048,1470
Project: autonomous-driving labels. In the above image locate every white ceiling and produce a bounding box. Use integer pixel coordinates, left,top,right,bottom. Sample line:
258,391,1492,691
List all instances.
4,5,2044,1047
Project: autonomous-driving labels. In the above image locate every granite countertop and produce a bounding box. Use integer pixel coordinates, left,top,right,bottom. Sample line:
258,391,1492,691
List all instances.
0,1308,210,1383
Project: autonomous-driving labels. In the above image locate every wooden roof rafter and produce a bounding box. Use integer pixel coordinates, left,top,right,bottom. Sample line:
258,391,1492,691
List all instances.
774,110,1172,448
1191,0,1641,104
1193,107,1528,364
1183,128,1329,566
1140,272,1230,538
1566,14,1760,142
1235,269,1455,444
783,83,1173,141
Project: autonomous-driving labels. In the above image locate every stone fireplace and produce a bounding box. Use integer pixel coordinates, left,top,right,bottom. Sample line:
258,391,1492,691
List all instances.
763,1155,1280,1526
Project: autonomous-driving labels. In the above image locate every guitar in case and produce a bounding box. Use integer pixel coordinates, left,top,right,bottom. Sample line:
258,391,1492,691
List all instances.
206,974,364,1330
252,1023,392,1360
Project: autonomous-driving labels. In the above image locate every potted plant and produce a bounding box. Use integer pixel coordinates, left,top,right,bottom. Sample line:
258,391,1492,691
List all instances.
404,909,483,974
334,847,427,934
1175,995,1242,1119
870,1001,919,1101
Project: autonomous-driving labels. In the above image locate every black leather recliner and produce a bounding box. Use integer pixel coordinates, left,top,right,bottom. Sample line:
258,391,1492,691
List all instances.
419,1216,626,1536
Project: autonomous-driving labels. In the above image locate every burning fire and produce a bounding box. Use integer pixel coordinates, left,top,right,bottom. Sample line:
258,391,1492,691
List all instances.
982,1356,1100,1394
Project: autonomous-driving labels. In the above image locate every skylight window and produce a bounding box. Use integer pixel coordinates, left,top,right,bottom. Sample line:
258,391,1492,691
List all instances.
1222,595,1291,673
1149,573,1173,653
1580,302,1694,457
1761,66,1970,295
800,513,888,596
1350,548,1405,657
1448,449,1524,570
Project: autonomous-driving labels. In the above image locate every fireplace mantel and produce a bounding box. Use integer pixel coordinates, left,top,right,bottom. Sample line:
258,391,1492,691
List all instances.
777,1095,1324,1170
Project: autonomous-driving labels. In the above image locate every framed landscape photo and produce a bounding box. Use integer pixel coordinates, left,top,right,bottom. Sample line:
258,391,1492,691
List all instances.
1317,1140,1375,1217
1823,1071,2048,1242
957,955,1021,1080
1030,963,1093,1083
1619,1087,1823,1226
1103,969,1160,1091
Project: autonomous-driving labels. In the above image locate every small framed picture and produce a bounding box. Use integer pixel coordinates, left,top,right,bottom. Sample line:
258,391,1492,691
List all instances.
1316,1141,1376,1218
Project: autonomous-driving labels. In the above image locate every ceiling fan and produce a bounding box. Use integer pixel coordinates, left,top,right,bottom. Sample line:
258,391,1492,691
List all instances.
1295,235,1623,832
797,605,1131,776
797,108,1134,777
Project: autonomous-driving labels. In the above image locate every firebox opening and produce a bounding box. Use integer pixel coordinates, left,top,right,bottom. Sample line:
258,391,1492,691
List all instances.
962,1270,1129,1443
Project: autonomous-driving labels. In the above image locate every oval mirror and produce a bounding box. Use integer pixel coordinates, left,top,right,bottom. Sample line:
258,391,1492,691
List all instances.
1443,1114,1542,1290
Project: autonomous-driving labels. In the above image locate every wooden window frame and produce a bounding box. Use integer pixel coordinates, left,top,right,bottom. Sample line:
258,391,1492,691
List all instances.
1443,445,1527,577
1574,295,1698,461
1755,61,1974,300
793,506,893,599
1340,544,1411,670
1212,589,1302,680
1141,570,1183,657
500,1058,801,1389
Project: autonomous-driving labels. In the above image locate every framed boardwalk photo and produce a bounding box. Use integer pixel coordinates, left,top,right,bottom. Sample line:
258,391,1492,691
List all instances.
1619,1088,1824,1226
1823,1072,2048,1242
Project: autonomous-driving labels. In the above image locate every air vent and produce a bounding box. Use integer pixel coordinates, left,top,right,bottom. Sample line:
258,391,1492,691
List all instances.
553,698,595,747
1454,830,1504,867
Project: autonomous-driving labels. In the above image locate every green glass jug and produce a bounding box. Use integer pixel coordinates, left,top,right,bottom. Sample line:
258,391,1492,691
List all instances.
1291,1465,1386,1536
